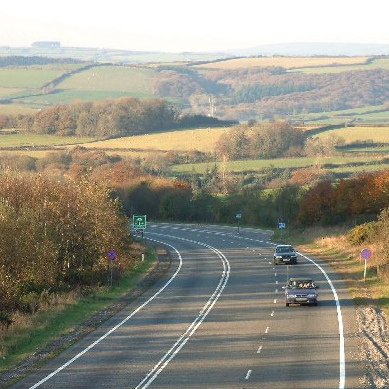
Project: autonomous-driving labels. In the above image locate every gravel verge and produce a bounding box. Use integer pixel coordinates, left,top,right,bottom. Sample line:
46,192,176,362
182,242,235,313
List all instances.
358,306,389,388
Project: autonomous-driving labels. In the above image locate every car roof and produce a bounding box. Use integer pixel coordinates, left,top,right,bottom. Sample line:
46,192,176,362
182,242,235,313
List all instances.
275,244,293,248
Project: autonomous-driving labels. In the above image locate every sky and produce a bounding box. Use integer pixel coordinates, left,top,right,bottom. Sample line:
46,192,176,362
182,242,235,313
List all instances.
1,0,389,53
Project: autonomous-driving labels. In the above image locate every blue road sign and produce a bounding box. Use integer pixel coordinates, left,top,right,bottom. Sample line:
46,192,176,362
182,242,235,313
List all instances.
361,248,372,260
107,249,117,260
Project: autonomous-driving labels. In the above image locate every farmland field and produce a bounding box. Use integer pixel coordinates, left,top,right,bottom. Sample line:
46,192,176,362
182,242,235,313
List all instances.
80,127,229,153
0,65,81,89
316,126,389,143
58,66,155,94
195,56,370,70
170,155,389,175
292,57,389,74
0,133,95,148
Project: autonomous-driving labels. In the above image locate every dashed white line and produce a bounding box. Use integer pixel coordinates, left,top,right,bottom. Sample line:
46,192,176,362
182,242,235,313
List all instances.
245,370,252,380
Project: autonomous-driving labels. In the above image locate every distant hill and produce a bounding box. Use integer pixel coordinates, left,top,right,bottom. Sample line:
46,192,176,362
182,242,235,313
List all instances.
0,46,231,64
228,42,389,57
1,43,389,63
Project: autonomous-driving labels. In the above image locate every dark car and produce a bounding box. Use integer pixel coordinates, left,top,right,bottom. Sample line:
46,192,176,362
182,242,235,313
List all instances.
273,244,298,265
283,278,319,306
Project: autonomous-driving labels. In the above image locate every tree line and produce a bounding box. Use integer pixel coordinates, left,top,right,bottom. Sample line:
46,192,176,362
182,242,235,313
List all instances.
0,172,136,325
0,97,233,137
0,56,81,68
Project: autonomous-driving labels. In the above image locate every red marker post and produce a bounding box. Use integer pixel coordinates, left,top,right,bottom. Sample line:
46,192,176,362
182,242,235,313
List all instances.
361,248,372,282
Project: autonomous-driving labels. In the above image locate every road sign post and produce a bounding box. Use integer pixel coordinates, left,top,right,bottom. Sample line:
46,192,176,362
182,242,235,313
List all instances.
361,248,372,282
278,222,285,238
236,213,242,234
133,214,146,229
107,249,117,286
133,215,146,238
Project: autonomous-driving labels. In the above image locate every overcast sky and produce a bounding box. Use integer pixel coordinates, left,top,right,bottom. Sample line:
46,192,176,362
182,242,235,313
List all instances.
1,0,388,52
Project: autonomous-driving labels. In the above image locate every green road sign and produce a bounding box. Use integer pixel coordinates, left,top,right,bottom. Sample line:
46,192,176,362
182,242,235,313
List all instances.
133,214,146,229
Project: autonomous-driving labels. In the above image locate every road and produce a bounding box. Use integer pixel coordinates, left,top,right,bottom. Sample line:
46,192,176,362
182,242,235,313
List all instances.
12,223,363,389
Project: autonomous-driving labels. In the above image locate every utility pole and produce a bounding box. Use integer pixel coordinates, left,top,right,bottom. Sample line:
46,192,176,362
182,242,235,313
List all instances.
209,95,215,117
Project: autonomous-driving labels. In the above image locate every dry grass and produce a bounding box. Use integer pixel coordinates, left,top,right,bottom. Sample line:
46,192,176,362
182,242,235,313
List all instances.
294,226,389,317
0,290,81,358
80,127,229,153
195,56,369,70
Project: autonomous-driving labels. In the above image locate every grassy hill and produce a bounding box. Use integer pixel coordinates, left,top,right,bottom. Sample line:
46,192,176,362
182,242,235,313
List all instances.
1,55,389,123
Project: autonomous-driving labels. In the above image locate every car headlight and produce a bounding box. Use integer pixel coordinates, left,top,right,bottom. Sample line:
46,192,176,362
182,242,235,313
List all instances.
275,255,283,259
307,294,317,298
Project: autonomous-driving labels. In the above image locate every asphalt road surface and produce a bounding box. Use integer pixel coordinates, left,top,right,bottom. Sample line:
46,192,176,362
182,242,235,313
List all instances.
12,223,363,389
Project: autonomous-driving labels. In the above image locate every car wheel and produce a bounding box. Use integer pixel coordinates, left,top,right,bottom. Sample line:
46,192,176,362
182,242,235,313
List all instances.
285,302,289,307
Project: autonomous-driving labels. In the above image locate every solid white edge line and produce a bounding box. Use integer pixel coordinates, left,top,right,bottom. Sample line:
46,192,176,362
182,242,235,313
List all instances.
29,239,183,389
299,253,346,389
135,233,230,389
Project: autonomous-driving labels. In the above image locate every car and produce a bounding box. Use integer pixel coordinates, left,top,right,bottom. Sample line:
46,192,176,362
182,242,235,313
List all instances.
273,244,298,265
283,278,319,306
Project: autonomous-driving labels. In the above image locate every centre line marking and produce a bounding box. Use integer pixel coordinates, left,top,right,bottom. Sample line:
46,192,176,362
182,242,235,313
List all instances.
245,370,252,380
257,345,263,354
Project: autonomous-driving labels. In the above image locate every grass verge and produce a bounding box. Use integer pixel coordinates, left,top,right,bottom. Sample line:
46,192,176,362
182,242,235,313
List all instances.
274,226,389,318
0,243,165,382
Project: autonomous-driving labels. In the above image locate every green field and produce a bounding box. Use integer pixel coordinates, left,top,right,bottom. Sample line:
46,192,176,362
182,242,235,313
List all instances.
316,126,389,143
0,133,95,147
170,155,389,175
58,66,155,94
8,65,158,106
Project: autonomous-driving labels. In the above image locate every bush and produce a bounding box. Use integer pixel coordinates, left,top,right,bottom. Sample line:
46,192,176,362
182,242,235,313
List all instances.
347,222,377,245
0,311,13,328
19,292,40,314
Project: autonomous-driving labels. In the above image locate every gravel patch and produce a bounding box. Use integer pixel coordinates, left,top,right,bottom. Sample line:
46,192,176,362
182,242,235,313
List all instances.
357,306,389,389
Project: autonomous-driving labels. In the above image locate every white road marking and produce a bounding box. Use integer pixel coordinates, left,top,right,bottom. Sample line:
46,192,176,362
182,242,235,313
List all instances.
257,345,263,354
29,239,184,389
265,326,270,334
299,252,346,389
245,370,252,380
135,234,231,389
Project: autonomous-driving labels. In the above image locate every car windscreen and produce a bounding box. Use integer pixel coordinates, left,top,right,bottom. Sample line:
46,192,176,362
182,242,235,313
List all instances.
276,246,293,253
